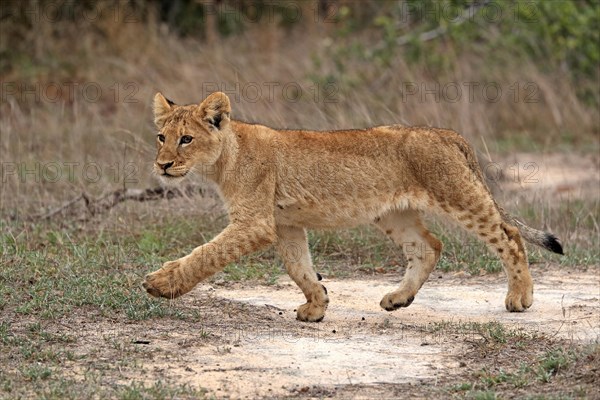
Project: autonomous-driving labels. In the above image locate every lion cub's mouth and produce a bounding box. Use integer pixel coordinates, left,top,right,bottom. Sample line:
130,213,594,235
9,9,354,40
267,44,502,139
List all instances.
157,170,188,186
161,170,188,178
154,166,189,179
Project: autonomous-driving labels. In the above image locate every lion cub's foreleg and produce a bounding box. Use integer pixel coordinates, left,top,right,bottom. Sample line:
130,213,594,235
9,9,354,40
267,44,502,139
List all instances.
143,220,276,299
374,210,443,311
275,225,329,322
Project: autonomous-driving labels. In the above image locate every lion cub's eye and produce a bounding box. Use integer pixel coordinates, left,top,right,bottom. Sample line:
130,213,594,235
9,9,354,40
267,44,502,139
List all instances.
157,134,165,143
180,135,193,145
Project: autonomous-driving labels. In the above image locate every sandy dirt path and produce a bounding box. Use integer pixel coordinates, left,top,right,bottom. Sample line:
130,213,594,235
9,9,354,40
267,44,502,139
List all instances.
152,268,598,398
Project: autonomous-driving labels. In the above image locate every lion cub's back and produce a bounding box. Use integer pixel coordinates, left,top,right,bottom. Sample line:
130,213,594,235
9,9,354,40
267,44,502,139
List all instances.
271,125,463,228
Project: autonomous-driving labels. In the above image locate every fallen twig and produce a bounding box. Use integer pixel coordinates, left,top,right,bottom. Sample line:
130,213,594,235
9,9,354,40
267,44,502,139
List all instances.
395,0,491,46
26,185,204,221
33,194,85,221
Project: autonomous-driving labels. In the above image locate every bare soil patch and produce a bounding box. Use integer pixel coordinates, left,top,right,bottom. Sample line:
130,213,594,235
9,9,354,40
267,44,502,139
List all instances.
180,267,598,398
491,152,600,202
5,266,595,399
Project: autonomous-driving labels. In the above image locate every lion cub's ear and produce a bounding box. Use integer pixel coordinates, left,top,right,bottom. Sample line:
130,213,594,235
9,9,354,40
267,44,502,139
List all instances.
198,92,231,131
153,92,175,128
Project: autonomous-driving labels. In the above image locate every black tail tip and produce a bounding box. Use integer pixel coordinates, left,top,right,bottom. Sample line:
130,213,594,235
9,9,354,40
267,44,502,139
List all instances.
544,234,564,255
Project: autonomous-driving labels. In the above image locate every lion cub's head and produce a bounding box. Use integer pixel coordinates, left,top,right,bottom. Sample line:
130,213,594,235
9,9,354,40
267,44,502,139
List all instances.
152,91,231,182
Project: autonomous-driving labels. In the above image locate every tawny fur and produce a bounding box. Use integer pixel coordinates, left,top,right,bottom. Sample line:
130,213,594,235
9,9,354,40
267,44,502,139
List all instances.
143,92,563,322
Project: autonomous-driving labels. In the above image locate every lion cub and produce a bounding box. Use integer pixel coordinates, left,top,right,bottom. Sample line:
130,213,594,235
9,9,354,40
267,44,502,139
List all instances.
143,92,563,322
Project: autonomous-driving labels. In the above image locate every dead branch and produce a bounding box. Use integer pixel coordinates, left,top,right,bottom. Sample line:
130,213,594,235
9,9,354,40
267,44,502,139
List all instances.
395,0,491,46
27,185,204,221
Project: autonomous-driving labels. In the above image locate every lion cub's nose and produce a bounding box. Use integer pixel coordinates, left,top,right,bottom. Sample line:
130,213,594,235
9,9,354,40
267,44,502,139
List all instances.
157,161,174,171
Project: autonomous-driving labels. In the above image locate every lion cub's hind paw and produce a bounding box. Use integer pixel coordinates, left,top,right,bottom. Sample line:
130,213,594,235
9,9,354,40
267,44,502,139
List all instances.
380,292,415,311
297,286,329,322
296,302,327,322
505,278,533,312
505,290,533,312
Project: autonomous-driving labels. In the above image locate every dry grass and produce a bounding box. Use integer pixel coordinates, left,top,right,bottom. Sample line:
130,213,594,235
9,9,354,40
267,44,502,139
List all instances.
1,2,598,217
1,5,597,265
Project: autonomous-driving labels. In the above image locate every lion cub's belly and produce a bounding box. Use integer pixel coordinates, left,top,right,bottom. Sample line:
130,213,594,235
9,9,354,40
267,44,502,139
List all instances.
274,194,417,229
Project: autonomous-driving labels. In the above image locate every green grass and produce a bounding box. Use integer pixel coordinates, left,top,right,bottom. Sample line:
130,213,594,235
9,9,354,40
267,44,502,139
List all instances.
0,214,284,322
422,322,599,398
468,391,498,400
0,309,208,399
117,381,207,400
222,260,282,284
477,366,529,390
0,373,206,400
309,226,402,277
423,320,538,346
535,349,574,383
452,382,474,392
433,227,503,275
2,196,597,325
494,131,600,155
0,196,597,399
2,225,181,321
459,345,598,398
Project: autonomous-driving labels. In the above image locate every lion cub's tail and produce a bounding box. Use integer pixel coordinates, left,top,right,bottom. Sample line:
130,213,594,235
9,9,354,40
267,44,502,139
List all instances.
452,135,564,255
496,206,564,255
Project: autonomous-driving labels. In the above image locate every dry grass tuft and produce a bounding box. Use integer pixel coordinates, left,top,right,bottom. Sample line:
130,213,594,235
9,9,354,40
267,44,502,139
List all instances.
0,2,598,255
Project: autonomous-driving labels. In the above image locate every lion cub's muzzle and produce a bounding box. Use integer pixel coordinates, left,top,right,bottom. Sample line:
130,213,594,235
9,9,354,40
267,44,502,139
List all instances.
154,161,188,178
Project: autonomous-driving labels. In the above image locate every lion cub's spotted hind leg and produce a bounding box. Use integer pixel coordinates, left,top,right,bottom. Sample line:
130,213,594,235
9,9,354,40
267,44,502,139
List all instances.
436,183,534,312
276,225,329,322
374,210,443,311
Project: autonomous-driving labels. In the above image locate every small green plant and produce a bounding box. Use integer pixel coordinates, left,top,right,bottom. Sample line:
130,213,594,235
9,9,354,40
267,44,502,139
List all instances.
117,381,206,400
478,322,508,344
22,365,52,381
452,382,473,391
222,260,282,283
0,321,9,344
1,377,13,393
536,349,572,383
469,390,497,400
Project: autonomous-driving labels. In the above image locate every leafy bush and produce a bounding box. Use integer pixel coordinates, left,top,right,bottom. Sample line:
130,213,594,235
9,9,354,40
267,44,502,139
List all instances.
316,0,598,103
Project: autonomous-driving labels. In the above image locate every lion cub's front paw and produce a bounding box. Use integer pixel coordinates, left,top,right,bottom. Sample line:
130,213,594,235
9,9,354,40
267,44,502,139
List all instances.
380,290,415,311
505,279,533,312
143,260,191,299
